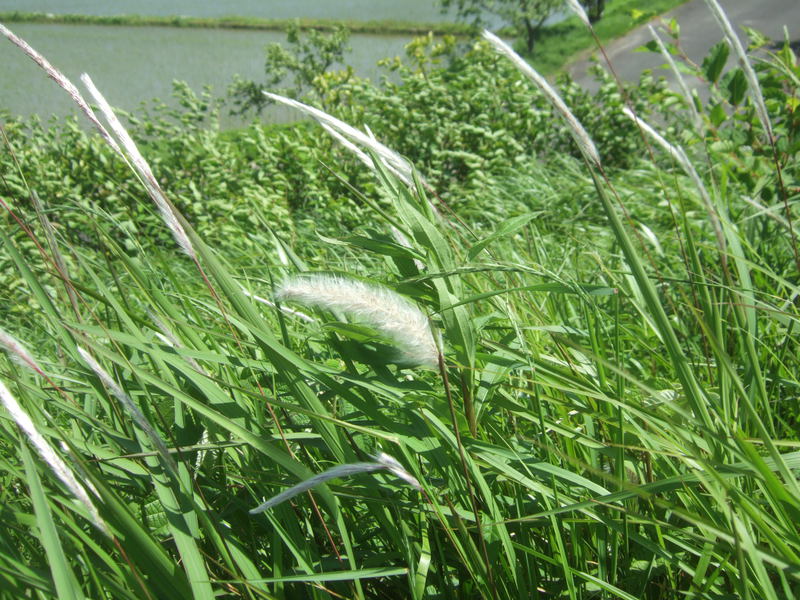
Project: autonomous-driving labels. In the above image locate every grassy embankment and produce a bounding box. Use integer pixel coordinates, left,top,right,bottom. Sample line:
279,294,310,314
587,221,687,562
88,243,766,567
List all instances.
532,0,690,73
0,11,474,36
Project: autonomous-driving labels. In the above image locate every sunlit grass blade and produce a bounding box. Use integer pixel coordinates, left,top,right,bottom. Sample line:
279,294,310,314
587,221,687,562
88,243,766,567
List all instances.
18,440,85,600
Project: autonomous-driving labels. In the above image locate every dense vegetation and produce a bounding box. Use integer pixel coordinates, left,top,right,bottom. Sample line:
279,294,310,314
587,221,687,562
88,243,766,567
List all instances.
1,4,799,600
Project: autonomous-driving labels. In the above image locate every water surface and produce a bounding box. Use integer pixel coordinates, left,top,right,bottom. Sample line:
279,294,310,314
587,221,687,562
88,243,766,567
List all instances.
0,0,465,22
1,23,410,126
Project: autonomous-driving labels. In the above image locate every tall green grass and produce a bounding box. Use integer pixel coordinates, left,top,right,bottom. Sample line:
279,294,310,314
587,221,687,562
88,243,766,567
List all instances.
0,3,798,598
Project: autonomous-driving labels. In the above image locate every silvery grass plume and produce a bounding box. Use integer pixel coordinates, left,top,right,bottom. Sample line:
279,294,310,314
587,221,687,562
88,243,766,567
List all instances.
704,0,773,140
320,122,373,169
621,106,726,262
564,0,591,27
647,25,702,130
77,347,180,477
276,274,439,368
263,92,417,186
481,30,601,168
0,379,109,535
250,452,422,515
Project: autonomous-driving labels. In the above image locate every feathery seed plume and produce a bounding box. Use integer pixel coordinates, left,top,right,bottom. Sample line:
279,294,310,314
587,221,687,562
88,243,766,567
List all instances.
564,0,591,27
277,274,438,368
242,288,315,323
0,328,45,376
0,23,123,157
250,451,421,515
320,122,373,169
482,30,601,167
0,379,108,534
0,25,197,260
373,452,422,490
621,108,700,180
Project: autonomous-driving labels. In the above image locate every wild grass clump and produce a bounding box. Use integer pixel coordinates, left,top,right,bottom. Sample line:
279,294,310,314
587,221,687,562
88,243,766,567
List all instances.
0,4,798,599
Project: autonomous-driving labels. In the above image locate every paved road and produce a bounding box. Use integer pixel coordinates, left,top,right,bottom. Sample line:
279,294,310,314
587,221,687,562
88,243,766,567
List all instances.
568,0,800,91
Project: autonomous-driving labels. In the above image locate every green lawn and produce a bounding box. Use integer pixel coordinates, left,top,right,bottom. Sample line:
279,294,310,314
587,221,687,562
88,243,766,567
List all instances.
531,0,690,73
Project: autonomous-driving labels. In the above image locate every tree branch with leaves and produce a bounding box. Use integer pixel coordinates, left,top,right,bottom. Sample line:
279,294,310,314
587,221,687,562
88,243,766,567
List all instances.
229,21,351,114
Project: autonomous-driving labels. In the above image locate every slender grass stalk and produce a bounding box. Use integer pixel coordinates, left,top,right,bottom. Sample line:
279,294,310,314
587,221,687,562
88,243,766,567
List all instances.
80,74,196,260
481,30,601,167
0,379,108,535
77,346,179,477
647,24,702,129
704,0,800,274
30,191,82,319
250,452,421,514
703,0,772,139
0,23,122,156
621,106,726,262
564,0,591,27
484,26,716,435
1,8,798,599
264,91,417,186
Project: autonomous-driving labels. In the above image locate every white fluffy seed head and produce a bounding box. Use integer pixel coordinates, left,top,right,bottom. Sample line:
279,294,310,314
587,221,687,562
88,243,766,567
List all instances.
621,107,713,207
276,274,439,368
264,92,417,186
0,23,123,157
622,107,726,263
249,451,421,514
80,74,197,260
372,452,422,490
